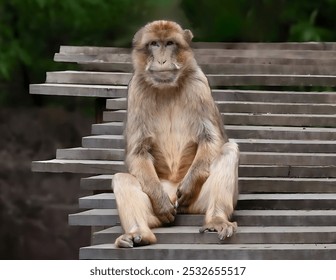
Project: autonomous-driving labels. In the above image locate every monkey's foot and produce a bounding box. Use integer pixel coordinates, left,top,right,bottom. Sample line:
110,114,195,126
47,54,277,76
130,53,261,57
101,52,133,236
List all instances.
115,230,157,248
199,216,237,240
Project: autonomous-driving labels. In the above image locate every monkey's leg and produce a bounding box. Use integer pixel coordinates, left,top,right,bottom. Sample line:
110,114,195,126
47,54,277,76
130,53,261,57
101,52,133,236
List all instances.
112,173,161,248
189,141,239,240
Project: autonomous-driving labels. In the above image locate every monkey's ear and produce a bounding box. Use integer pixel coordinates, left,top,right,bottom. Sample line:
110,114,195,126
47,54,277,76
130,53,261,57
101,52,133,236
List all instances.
132,27,144,47
184,29,193,44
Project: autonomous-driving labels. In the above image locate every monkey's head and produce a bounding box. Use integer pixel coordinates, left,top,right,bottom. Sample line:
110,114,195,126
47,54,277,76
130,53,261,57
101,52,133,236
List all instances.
132,20,195,88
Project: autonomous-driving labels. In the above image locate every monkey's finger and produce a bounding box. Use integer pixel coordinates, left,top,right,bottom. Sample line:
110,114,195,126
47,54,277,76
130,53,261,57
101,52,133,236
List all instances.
168,201,177,215
158,216,170,224
177,195,189,207
199,226,209,233
159,212,175,224
133,235,142,244
199,224,217,233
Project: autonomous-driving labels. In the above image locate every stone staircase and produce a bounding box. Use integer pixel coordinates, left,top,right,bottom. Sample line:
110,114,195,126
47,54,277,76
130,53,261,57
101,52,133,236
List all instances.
30,43,336,259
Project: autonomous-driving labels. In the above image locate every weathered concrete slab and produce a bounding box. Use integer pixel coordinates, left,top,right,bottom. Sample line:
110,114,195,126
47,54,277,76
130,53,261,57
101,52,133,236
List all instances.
92,123,336,140
79,243,336,260
56,148,124,161
30,82,336,103
57,147,336,166
69,209,119,226
92,225,336,245
103,110,336,127
58,43,336,55
82,135,336,153
29,83,127,98
78,193,336,210
46,70,336,87
31,159,127,174
81,175,336,193
69,209,336,227
106,98,336,115
31,160,336,177
239,177,336,193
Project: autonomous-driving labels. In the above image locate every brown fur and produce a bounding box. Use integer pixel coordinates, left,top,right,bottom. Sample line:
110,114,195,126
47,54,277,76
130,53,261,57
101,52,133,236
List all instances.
113,20,239,248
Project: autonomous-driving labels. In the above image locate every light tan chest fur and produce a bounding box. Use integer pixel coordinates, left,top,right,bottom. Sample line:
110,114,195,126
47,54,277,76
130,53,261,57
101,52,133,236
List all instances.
149,94,199,183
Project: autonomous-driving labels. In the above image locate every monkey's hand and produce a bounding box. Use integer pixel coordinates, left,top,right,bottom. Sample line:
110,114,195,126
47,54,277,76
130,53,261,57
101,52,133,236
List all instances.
177,168,209,207
151,189,176,224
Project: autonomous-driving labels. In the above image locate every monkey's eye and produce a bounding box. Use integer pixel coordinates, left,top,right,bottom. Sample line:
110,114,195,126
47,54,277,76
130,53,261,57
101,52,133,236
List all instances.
149,41,159,47
166,41,175,46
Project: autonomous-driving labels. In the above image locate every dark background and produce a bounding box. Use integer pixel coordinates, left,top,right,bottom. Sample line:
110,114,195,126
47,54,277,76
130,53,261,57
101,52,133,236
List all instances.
1,0,336,259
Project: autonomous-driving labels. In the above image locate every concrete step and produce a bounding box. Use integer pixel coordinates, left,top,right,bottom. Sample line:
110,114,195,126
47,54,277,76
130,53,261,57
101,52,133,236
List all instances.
241,165,336,178
207,74,336,86
239,177,336,193
30,83,336,103
82,135,336,153
81,175,336,193
82,135,124,149
46,70,336,87
29,83,127,98
240,152,336,166
103,110,336,127
79,243,336,260
91,225,336,245
106,98,336,115
58,43,336,53
77,193,336,210
105,98,126,110
57,148,124,161
31,159,126,174
69,209,336,227
91,122,124,135
79,193,116,209
69,209,119,226
92,123,336,140
31,160,336,177
212,89,336,104
78,60,336,75
58,47,336,77
211,101,336,115
57,147,336,166
238,193,336,210
226,125,336,140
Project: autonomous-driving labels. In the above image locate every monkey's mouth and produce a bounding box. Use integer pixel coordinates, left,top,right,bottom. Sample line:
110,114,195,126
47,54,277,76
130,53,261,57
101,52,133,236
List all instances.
148,69,179,84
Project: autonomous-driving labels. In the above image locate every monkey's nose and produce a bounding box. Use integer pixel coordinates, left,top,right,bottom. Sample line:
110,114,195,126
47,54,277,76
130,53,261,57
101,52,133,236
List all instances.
159,59,167,65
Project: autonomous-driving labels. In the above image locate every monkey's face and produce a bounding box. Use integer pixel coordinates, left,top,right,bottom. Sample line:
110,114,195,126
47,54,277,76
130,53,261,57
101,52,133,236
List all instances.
145,40,181,87
132,20,194,88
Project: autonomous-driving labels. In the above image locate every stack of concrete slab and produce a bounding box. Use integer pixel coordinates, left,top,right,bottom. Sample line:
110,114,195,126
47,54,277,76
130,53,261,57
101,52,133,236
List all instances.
30,43,336,259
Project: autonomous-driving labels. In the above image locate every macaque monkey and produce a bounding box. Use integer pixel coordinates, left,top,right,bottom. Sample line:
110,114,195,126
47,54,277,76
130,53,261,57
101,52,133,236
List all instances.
112,20,239,248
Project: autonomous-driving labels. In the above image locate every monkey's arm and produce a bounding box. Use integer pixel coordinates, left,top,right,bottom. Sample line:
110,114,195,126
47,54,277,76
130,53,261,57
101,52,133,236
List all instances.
177,141,216,207
126,140,176,224
177,110,225,207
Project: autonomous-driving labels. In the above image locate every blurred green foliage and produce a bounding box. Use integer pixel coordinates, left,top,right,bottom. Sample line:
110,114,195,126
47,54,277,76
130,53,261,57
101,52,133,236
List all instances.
181,0,336,42
1,0,336,108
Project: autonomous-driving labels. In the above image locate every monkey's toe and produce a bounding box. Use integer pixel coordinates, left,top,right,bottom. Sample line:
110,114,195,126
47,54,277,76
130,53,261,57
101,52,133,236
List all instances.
200,218,237,240
115,234,134,248
133,234,142,244
115,230,157,248
218,223,237,240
